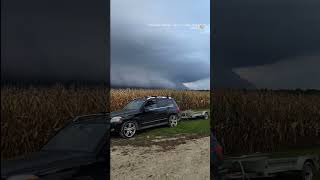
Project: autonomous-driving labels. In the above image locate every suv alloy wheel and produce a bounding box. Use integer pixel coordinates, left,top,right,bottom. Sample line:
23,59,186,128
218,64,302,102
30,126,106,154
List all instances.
120,121,137,138
168,114,178,127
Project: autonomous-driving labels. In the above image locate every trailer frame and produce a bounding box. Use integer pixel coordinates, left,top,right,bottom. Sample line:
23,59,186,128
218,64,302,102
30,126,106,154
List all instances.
219,153,320,180
180,110,209,120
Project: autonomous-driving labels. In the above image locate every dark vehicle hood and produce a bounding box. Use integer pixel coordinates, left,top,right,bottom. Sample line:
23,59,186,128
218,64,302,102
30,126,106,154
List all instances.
1,151,96,178
110,109,140,118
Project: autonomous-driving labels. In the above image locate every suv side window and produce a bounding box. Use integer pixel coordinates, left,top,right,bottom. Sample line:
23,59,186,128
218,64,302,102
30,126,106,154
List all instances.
157,99,173,108
144,100,157,109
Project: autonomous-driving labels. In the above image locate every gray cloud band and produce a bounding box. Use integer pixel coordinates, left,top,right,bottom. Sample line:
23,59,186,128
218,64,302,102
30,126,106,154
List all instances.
111,23,210,89
213,0,320,89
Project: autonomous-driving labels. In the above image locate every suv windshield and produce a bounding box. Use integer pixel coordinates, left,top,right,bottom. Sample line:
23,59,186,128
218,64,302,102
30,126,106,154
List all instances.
123,99,145,110
42,122,106,153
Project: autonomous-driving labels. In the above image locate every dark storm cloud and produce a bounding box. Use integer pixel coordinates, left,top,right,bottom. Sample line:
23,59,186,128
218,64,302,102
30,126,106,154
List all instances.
111,0,210,89
1,0,107,84
234,55,320,89
213,0,320,89
111,24,210,89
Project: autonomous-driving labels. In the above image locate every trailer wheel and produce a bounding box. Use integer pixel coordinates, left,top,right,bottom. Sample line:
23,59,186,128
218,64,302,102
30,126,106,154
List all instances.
203,112,209,120
302,162,314,180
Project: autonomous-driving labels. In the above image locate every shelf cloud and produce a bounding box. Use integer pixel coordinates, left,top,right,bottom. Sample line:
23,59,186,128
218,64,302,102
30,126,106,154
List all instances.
213,0,320,89
111,0,210,89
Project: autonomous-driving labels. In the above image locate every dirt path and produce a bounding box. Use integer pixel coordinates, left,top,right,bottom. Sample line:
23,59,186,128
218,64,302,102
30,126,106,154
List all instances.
111,136,210,180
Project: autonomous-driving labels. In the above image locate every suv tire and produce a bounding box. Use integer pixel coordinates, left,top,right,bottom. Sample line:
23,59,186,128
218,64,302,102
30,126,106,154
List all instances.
301,162,315,180
120,121,137,138
168,114,178,128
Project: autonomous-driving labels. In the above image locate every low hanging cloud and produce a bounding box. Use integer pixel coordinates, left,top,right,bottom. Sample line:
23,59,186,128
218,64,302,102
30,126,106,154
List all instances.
111,66,181,89
234,55,320,89
213,0,320,89
183,78,210,90
1,0,108,84
111,0,210,90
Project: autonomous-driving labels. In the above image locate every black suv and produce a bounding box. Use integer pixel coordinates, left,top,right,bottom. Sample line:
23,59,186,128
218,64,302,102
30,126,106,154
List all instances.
110,96,181,138
1,114,109,180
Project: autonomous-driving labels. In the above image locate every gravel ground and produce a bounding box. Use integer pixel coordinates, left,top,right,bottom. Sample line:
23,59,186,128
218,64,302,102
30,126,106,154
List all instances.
111,136,210,180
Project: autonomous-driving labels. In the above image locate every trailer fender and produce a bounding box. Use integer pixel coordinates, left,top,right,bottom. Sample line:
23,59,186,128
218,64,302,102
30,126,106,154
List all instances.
201,111,208,116
296,156,316,170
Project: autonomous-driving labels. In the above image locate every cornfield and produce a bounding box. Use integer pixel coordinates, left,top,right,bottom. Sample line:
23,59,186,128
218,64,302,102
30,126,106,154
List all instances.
1,86,209,159
1,85,108,159
110,89,210,111
4,86,318,158
212,90,320,154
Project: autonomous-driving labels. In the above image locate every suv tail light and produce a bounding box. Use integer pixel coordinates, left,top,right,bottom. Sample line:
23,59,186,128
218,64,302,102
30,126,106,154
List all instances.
171,99,180,112
177,106,181,112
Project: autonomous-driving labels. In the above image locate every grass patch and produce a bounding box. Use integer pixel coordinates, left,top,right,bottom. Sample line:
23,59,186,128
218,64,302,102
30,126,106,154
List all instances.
139,118,210,137
111,117,210,148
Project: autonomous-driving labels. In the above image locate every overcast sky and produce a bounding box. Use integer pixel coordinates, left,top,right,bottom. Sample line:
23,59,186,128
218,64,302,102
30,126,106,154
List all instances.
111,0,210,90
1,0,107,85
3,0,319,90
213,0,320,89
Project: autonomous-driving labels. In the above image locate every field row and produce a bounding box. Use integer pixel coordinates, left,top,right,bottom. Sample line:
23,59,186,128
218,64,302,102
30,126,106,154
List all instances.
212,90,320,153
1,86,209,158
2,86,319,158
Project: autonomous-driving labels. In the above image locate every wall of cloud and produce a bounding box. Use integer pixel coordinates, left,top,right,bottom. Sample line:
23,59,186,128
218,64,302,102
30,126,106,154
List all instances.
111,0,210,89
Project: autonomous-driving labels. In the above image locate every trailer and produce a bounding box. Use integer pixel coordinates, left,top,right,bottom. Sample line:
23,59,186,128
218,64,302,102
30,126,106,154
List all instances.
180,110,209,120
219,153,320,180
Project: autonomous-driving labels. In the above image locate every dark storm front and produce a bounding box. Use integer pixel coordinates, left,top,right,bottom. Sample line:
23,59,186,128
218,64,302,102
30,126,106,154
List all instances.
212,0,320,90
1,0,108,85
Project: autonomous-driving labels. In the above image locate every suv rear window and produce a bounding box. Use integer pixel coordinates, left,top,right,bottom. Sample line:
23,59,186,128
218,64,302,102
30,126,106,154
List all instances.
144,99,157,109
123,99,146,110
157,99,174,108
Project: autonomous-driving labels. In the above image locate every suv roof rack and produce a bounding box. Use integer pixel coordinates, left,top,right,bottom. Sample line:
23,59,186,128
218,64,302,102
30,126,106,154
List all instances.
145,96,172,100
